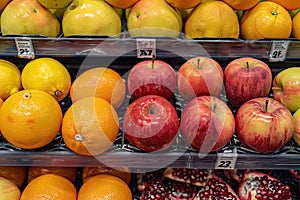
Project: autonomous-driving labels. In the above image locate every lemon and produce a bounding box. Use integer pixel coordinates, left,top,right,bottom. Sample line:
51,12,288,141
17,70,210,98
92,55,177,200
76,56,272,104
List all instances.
0,59,22,100
21,57,71,101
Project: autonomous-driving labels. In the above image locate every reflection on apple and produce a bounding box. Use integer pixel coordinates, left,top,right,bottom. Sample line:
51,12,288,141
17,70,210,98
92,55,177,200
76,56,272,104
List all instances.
123,95,179,152
236,97,294,153
127,59,177,101
177,56,224,101
180,96,235,152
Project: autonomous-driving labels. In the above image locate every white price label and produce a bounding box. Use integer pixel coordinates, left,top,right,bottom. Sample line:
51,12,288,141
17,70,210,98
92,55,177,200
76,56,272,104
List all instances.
215,148,237,169
15,39,35,59
269,41,290,62
136,39,156,58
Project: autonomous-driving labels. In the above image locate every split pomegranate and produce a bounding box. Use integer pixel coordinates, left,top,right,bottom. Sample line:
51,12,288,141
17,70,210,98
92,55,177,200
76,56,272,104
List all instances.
194,175,240,200
139,178,198,200
137,169,165,191
238,170,292,200
163,168,212,187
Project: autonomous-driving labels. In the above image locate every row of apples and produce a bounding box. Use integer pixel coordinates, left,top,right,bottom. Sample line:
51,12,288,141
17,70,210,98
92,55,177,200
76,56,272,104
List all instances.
1,0,300,40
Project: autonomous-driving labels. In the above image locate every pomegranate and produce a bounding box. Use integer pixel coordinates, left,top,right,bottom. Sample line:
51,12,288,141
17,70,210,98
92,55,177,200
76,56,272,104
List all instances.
137,169,165,191
163,168,212,187
194,175,240,200
139,178,198,200
238,170,292,200
289,169,300,180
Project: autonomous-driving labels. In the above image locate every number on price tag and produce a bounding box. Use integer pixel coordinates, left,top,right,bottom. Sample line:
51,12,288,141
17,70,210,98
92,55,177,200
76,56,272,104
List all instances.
215,148,237,169
136,39,156,58
269,41,290,62
15,38,35,59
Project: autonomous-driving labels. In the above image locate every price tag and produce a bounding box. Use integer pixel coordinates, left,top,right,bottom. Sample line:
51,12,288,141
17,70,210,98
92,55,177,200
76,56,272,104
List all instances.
215,148,237,169
269,41,290,62
136,38,156,58
15,38,35,59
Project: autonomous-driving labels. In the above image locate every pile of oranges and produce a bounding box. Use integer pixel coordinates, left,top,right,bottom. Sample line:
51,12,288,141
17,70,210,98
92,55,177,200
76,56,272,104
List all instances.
0,57,126,156
0,165,132,200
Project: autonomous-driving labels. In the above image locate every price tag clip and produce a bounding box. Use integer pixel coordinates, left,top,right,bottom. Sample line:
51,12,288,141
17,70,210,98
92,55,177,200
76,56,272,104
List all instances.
136,38,156,59
269,40,290,62
215,147,238,170
15,38,35,59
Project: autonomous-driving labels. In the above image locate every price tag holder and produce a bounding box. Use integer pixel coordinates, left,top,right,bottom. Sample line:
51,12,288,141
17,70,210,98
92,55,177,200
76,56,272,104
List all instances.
136,38,156,58
15,38,35,59
215,148,237,169
269,40,290,62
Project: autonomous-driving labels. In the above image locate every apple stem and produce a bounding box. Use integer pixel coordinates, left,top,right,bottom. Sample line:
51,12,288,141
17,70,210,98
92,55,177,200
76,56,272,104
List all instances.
246,61,250,69
197,58,201,69
152,54,156,69
148,106,155,115
212,103,217,112
265,99,269,112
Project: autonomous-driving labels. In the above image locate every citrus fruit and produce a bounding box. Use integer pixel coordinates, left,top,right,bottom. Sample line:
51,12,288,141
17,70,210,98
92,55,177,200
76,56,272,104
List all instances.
0,59,21,100
184,0,240,39
27,166,78,184
82,166,131,184
165,0,202,9
61,97,119,156
0,89,62,149
292,10,300,39
222,0,259,10
0,166,27,188
240,1,292,40
20,174,77,200
104,0,140,9
21,57,71,101
78,174,132,200
70,67,126,108
268,0,300,11
0,176,21,200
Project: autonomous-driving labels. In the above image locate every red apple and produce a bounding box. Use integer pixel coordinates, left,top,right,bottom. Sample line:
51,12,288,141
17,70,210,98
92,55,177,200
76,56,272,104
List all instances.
180,96,235,152
177,56,224,101
224,57,272,108
272,67,300,112
123,95,179,152
127,59,176,100
236,97,294,153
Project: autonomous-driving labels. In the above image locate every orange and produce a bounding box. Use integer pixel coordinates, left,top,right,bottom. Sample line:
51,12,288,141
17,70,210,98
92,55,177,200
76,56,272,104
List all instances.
61,97,119,156
27,166,78,184
104,0,140,8
241,1,292,40
21,57,71,101
0,89,62,149
82,166,131,184
0,59,22,100
78,174,132,200
184,0,240,39
20,174,77,200
0,166,27,188
70,67,126,108
292,10,300,39
0,0,11,13
268,0,300,11
166,0,202,9
222,0,259,10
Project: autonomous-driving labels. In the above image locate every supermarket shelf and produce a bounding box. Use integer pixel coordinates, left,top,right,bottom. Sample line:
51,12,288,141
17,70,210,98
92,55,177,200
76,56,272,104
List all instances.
1,36,300,60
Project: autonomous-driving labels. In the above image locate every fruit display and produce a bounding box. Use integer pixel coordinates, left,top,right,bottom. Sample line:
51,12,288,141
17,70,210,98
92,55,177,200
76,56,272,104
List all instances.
1,0,300,199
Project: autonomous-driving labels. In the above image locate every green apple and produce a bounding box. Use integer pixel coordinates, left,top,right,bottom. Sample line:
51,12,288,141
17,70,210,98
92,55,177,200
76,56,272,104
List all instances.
0,177,21,200
272,67,300,112
293,108,300,145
